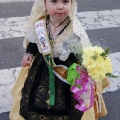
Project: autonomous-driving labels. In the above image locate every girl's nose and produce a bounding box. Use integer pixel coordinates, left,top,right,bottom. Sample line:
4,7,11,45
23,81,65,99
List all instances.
57,4,64,10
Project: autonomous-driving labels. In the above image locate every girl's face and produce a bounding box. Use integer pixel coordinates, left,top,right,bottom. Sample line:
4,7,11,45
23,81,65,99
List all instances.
45,0,72,21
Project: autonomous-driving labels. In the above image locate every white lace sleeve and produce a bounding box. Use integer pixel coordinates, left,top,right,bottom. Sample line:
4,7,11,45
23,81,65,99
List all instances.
55,34,83,61
69,35,83,63
27,25,38,44
27,25,42,53
59,45,71,61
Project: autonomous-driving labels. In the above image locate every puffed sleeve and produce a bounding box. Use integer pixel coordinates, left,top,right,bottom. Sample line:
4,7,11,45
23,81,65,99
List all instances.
26,42,39,56
69,35,83,64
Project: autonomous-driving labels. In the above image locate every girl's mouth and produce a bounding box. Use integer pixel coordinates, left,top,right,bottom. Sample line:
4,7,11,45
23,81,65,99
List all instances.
57,13,64,15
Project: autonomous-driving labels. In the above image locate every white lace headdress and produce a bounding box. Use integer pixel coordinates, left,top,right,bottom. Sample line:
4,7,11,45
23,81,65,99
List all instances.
23,0,91,49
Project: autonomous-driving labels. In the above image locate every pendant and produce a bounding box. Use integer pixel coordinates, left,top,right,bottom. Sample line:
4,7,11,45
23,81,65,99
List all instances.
50,40,56,47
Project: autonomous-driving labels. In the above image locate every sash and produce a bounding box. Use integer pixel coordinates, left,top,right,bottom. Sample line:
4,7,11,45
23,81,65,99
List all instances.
34,19,55,106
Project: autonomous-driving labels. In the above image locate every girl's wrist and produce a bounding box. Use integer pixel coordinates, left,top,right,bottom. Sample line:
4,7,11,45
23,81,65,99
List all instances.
24,53,34,57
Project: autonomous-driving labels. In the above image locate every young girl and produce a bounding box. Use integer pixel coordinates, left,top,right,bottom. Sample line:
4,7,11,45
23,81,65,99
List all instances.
10,0,110,119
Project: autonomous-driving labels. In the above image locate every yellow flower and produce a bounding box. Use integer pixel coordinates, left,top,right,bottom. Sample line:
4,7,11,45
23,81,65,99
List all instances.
82,46,112,81
104,58,112,73
82,46,104,66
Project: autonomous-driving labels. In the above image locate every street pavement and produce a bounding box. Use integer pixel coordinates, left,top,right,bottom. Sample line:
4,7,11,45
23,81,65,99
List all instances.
0,90,120,120
0,0,120,120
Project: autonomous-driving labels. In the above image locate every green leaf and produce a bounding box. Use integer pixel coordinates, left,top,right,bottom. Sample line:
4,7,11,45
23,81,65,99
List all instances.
92,55,98,60
105,48,110,55
106,73,119,78
100,48,110,60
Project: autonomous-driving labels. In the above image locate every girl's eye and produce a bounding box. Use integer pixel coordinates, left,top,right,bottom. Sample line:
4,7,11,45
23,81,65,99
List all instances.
51,0,57,2
63,0,69,2
51,0,69,3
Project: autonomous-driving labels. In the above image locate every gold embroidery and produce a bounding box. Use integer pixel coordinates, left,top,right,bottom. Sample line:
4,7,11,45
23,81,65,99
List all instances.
94,84,101,120
53,66,67,79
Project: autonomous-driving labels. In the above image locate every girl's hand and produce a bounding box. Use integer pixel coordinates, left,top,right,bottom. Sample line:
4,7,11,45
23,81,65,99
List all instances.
22,53,33,67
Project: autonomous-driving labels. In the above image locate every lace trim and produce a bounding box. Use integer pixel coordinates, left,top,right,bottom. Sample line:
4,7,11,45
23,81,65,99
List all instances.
27,17,90,62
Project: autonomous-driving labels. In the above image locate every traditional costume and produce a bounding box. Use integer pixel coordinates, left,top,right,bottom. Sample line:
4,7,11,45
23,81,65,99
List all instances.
9,0,110,120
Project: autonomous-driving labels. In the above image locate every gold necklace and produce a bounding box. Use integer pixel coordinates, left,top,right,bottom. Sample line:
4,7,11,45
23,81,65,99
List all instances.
49,18,66,33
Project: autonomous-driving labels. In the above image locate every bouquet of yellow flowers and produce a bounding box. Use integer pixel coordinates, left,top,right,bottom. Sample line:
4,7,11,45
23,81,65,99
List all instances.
82,46,112,81
67,46,116,112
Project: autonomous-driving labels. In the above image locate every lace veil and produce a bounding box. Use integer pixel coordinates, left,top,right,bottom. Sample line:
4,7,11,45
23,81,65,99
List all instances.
23,0,91,49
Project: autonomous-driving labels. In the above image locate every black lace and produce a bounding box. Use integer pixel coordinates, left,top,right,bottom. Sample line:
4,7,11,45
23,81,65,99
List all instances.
46,15,71,41
20,53,83,120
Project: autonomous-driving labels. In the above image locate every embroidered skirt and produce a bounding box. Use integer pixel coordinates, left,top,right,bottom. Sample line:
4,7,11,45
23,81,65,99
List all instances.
10,53,83,120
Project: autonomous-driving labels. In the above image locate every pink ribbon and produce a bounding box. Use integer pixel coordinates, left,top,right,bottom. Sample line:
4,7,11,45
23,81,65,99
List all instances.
71,66,95,112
